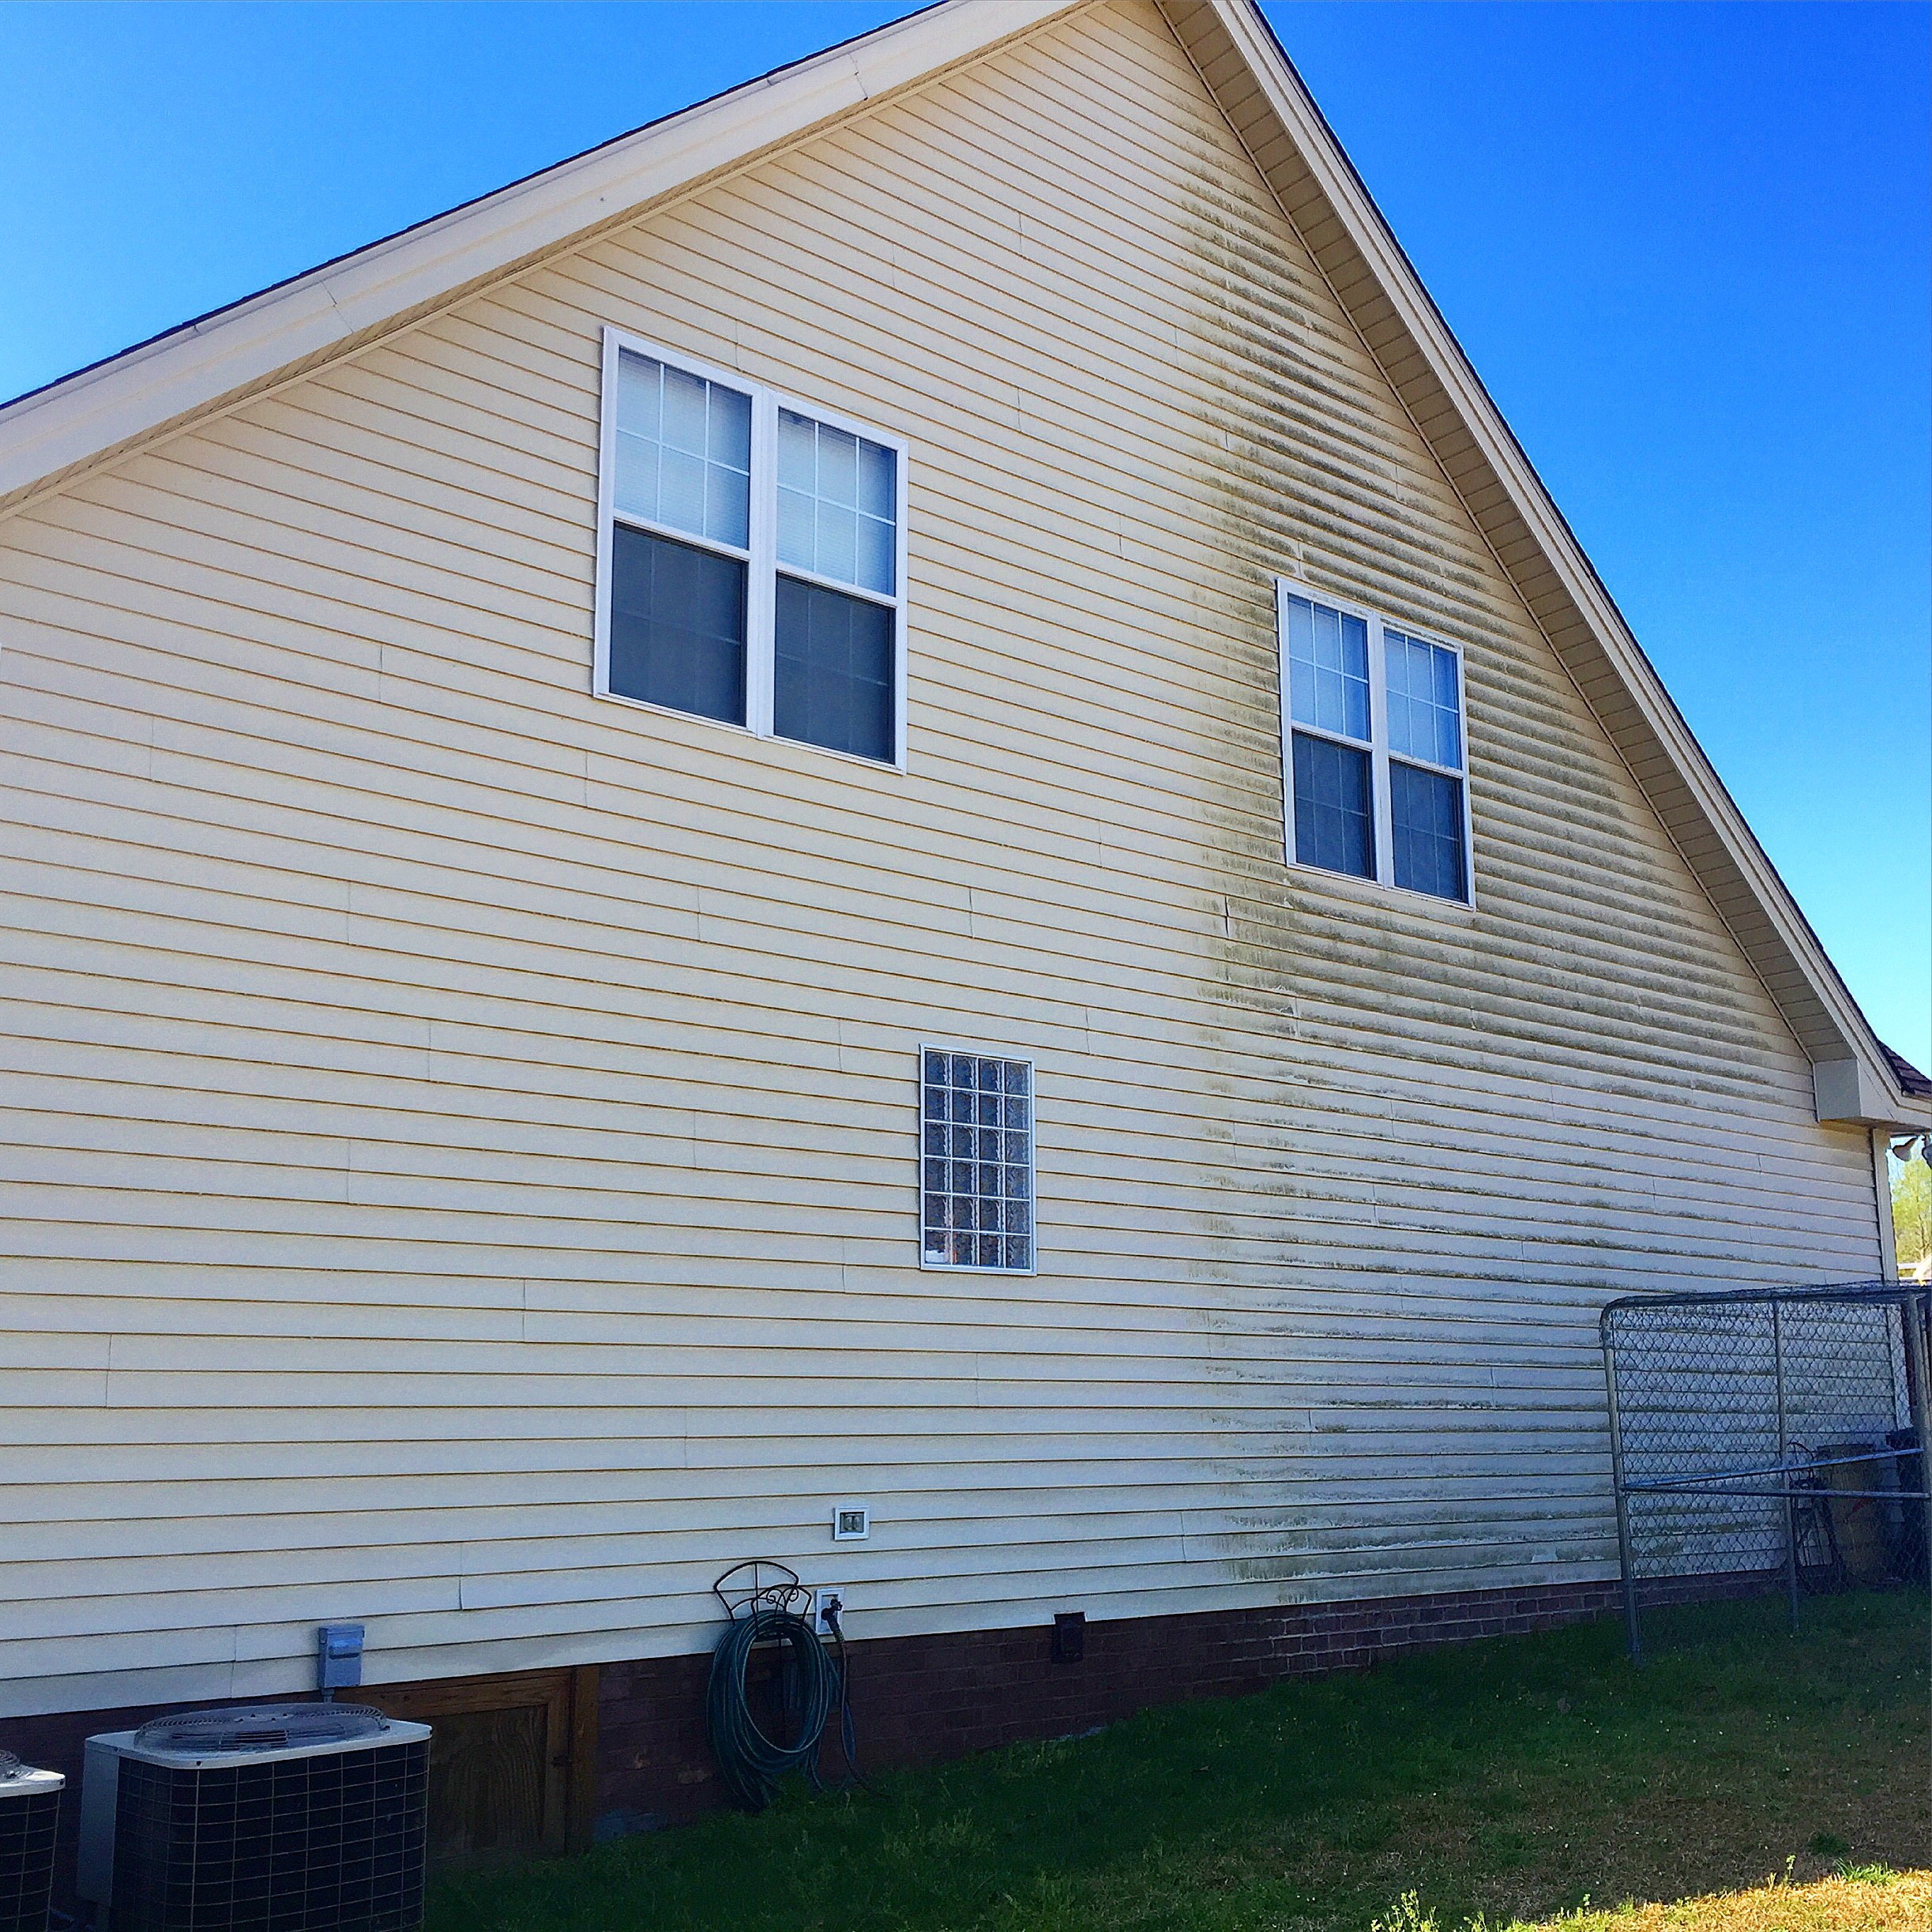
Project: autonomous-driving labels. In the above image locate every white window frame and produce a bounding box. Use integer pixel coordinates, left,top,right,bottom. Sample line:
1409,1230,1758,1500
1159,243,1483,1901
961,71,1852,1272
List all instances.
1276,575,1475,908
916,1044,1039,1277
592,325,911,772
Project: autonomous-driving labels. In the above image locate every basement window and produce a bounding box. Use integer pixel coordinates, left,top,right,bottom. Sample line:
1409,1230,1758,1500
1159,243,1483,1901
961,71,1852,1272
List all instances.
1278,581,1472,903
920,1050,1035,1272
595,328,909,769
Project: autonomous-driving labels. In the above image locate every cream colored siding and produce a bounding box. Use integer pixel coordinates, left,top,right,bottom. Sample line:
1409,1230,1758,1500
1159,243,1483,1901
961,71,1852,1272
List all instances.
0,0,1879,1717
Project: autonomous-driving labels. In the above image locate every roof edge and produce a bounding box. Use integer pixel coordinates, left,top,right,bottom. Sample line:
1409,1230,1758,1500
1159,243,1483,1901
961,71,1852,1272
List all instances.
0,0,1077,509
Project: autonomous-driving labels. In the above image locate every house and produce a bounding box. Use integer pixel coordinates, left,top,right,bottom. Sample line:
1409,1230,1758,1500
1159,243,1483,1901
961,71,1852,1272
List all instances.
2,0,1925,1858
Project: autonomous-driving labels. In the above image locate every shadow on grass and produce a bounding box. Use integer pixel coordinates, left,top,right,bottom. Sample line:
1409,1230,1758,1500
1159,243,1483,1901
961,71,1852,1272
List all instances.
427,1591,1930,1932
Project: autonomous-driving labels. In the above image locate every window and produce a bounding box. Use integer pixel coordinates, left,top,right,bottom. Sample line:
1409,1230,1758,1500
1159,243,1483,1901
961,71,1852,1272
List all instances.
1278,581,1472,903
595,329,908,767
920,1050,1034,1272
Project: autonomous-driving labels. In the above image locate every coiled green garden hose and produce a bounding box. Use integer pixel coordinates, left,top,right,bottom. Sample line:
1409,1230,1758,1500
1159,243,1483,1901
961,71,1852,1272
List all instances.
705,1603,842,1811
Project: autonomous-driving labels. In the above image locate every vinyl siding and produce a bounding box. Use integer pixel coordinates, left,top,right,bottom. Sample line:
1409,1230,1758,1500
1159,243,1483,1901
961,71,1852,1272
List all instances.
0,0,1879,1718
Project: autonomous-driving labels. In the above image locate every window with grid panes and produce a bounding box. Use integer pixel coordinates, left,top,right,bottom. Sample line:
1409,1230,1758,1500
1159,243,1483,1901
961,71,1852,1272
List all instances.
1279,583,1472,904
596,330,909,767
920,1051,1034,1271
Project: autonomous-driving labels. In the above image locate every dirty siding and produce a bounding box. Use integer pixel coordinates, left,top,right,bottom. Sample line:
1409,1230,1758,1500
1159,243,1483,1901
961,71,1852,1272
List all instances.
0,0,1878,1718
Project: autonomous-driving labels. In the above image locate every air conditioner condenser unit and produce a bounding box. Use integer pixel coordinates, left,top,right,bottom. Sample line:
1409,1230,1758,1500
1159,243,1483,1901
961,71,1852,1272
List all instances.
0,1753,63,1932
79,1704,430,1932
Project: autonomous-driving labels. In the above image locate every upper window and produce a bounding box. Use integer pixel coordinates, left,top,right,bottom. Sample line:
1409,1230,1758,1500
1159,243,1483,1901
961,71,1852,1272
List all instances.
1278,582,1472,904
595,330,908,768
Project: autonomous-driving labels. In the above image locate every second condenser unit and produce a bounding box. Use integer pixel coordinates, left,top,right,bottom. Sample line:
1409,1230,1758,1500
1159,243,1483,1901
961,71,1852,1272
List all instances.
0,1754,63,1932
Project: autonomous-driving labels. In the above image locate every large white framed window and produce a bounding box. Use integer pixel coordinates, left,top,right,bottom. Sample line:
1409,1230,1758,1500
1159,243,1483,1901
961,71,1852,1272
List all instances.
919,1048,1035,1273
1277,578,1473,904
593,327,910,769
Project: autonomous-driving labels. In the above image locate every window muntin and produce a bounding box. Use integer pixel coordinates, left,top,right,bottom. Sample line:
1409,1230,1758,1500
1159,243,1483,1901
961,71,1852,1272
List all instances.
1285,594,1370,742
1279,582,1472,904
778,410,897,597
595,329,909,769
1385,630,1462,771
921,1050,1034,1272
615,353,752,551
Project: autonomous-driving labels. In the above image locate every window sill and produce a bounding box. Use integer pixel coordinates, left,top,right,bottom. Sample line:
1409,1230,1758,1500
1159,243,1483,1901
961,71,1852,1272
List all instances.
1282,856,1478,924
591,683,907,777
919,1258,1039,1277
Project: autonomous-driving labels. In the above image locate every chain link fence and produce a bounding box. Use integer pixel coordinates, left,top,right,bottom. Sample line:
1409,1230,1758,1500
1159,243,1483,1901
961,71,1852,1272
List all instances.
1600,1280,1932,1659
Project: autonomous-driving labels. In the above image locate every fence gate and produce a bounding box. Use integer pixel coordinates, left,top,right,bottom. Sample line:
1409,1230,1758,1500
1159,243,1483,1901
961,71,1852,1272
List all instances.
1600,1280,1932,1659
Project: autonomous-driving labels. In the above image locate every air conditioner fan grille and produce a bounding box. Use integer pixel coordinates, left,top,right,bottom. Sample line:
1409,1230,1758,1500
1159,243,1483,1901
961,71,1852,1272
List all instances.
133,1702,390,1753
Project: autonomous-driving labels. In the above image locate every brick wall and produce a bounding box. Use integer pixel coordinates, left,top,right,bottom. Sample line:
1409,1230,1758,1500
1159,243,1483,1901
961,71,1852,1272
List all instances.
596,1576,1624,1827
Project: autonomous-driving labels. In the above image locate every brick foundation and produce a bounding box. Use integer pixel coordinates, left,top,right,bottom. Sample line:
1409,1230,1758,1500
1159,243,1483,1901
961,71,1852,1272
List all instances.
596,1575,1623,1826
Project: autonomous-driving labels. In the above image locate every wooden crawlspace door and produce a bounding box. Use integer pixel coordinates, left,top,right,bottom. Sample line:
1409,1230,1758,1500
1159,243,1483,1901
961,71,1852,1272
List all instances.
372,1665,598,1867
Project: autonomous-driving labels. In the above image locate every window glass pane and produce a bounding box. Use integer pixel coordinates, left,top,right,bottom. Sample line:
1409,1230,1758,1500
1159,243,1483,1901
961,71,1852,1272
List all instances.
820,427,858,506
609,524,746,726
1291,731,1374,879
1390,761,1468,900
613,349,750,550
923,1054,1031,1269
1285,593,1370,743
1385,630,1462,771
774,574,894,763
776,408,897,596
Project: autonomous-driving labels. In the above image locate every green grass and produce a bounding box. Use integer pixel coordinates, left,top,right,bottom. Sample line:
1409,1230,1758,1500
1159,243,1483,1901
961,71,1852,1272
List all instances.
427,1592,1930,1932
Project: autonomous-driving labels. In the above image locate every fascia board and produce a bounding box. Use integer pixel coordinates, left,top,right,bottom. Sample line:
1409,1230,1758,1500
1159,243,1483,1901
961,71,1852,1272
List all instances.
1200,0,1907,1119
0,0,1077,502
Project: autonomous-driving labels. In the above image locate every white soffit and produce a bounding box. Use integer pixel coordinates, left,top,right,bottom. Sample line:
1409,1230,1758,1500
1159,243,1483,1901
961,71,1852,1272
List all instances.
0,0,1919,1130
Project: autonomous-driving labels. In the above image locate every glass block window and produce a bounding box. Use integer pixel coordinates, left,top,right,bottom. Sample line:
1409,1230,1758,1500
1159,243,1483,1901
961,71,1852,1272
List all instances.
1279,583,1472,903
596,331,908,765
920,1050,1034,1272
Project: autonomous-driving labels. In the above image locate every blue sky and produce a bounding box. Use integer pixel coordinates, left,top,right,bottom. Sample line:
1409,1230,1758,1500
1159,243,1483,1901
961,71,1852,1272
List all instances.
2,2,1926,1065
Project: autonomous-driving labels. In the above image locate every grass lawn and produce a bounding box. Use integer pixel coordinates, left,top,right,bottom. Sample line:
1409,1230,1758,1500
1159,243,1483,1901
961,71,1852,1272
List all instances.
427,1592,1930,1932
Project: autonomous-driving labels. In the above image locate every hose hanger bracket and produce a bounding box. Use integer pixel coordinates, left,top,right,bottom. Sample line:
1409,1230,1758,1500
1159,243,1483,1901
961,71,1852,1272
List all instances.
712,1558,806,1625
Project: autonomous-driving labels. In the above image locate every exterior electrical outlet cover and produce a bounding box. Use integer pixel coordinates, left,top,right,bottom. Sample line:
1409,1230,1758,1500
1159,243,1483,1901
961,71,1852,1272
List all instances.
832,1503,870,1541
318,1621,366,1691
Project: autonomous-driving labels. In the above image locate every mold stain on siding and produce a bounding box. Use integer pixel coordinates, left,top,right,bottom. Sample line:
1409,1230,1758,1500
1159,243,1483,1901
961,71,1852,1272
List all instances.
1103,0,1843,1586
